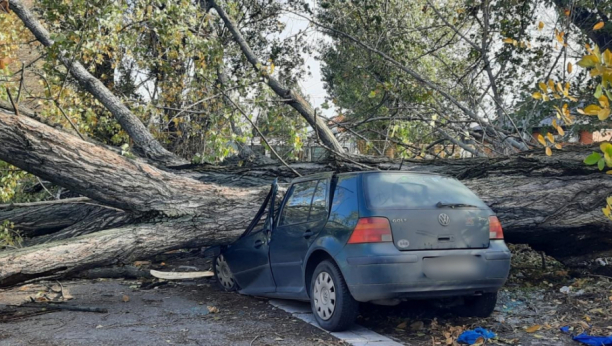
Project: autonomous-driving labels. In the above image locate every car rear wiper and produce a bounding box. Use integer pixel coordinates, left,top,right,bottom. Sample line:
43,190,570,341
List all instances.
436,201,478,208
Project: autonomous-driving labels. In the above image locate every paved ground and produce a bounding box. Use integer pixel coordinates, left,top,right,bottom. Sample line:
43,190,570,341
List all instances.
0,279,345,346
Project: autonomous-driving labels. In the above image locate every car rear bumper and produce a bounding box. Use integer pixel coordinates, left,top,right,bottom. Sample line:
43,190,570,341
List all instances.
336,241,511,303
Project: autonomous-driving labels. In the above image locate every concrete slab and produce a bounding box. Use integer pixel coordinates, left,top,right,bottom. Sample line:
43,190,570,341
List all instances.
269,299,404,346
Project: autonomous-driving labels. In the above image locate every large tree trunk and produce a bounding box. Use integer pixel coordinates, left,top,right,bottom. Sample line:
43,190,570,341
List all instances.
1,108,611,287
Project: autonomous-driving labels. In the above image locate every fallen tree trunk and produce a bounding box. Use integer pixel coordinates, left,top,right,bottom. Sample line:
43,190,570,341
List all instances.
1,108,612,286
0,199,130,239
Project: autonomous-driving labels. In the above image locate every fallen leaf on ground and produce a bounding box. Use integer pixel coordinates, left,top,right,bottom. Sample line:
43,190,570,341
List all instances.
410,321,424,331
122,295,130,302
396,321,407,329
207,306,219,313
526,325,541,333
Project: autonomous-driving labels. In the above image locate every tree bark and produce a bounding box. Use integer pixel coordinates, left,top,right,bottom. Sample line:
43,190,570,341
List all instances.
9,0,184,166
207,0,346,154
0,198,128,239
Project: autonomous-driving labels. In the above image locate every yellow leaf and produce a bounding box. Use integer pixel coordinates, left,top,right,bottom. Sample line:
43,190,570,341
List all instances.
584,104,602,115
558,126,565,136
598,108,611,121
606,171,612,175
503,38,514,44
537,134,546,146
546,147,552,156
555,143,562,149
564,9,570,16
594,22,605,30
603,205,611,217
547,132,555,143
538,82,548,92
526,325,542,333
599,95,610,108
567,62,573,73
532,92,542,99
577,55,601,68
603,49,612,66
548,79,555,90
270,63,275,74
607,196,612,205
538,21,544,30
556,82,564,93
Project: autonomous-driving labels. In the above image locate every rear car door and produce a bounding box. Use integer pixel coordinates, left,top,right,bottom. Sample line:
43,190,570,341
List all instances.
270,177,330,293
222,182,277,294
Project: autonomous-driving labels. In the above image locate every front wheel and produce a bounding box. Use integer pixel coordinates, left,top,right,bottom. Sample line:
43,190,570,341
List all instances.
310,260,359,331
213,254,237,291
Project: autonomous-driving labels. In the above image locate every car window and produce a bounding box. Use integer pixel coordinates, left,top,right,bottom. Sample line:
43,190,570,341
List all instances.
329,175,359,227
279,180,318,226
309,180,328,221
364,173,487,209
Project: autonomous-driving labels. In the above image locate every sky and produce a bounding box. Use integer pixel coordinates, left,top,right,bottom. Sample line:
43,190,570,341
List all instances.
278,10,337,119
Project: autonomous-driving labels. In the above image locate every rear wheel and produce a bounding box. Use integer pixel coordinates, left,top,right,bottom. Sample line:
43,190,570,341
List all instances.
213,254,237,291
454,292,498,317
310,260,359,331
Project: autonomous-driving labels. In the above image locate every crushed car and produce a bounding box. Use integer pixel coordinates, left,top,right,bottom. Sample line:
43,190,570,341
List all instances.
207,171,511,331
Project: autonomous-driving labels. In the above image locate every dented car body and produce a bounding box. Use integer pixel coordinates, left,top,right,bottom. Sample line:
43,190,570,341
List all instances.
210,171,511,331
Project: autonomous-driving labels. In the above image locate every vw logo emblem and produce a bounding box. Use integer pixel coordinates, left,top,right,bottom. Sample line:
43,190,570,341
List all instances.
438,213,450,226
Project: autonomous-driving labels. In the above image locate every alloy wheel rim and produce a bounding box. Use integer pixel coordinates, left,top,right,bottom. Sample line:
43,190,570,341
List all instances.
313,271,336,320
215,255,235,289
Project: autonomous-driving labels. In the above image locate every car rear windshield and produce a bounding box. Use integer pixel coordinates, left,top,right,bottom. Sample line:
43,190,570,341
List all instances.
364,173,487,209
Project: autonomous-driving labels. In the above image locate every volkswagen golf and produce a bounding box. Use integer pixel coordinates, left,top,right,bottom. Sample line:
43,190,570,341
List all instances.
209,171,511,331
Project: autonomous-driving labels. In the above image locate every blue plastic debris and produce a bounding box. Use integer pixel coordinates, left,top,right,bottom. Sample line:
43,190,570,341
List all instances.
572,333,612,346
457,327,496,345
560,326,612,345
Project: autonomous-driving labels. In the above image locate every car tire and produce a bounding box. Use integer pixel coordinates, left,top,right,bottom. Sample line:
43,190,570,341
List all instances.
454,292,498,317
310,260,359,331
213,254,238,292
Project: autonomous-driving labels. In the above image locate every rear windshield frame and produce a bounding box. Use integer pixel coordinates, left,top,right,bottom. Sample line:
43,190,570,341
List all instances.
361,172,488,210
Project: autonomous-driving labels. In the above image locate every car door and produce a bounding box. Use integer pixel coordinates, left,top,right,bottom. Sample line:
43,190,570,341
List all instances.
270,178,330,293
223,182,277,295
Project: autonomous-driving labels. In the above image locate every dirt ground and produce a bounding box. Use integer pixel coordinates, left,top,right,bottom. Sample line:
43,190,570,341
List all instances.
2,245,612,346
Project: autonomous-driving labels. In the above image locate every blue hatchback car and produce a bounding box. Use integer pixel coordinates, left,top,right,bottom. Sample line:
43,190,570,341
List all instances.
211,171,511,331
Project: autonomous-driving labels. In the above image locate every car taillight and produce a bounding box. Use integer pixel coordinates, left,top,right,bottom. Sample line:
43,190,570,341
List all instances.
489,216,504,239
347,217,393,244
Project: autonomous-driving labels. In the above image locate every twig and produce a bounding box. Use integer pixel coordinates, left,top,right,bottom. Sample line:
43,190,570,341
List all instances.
53,100,85,140
249,335,261,346
6,87,19,116
222,93,302,177
13,303,108,313
16,61,24,104
37,177,57,200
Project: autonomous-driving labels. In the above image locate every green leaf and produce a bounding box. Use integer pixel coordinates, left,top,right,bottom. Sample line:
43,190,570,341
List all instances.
368,91,377,98
598,158,605,170
595,85,603,99
584,152,602,165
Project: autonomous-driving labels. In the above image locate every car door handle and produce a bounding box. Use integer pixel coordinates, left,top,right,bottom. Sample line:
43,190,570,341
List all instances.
254,239,264,248
303,230,314,239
